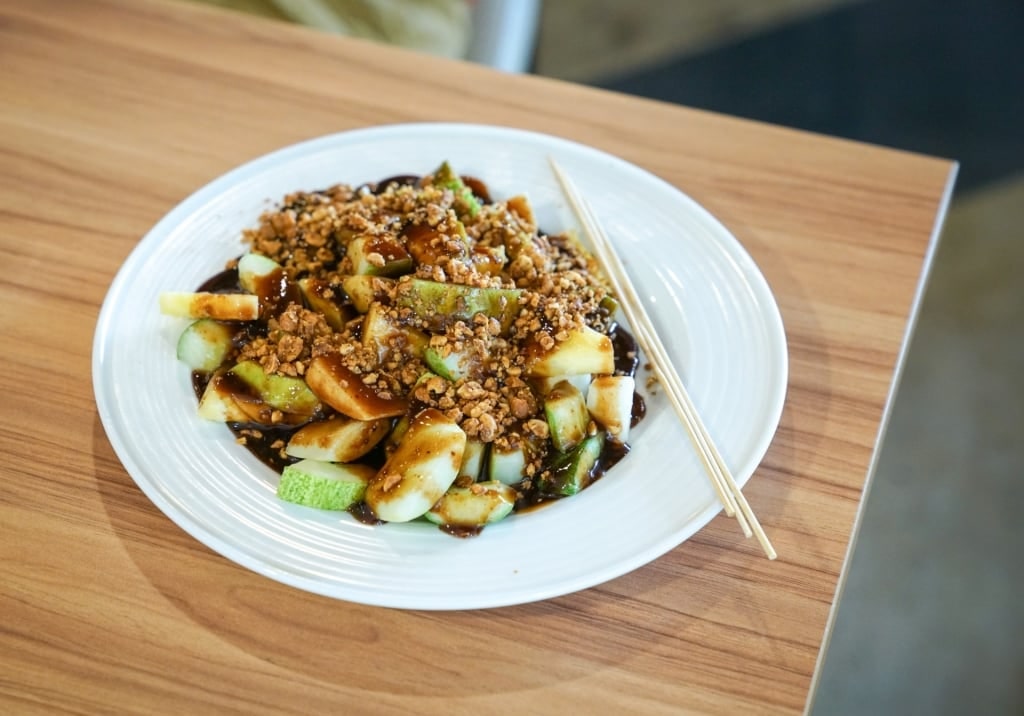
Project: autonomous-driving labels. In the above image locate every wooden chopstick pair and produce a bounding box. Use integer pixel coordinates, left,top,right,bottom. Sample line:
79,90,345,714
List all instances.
550,158,777,560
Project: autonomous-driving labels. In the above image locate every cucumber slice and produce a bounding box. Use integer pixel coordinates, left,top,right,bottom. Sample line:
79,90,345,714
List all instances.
424,481,516,527
586,375,635,443
277,459,375,510
340,275,393,314
537,432,605,497
176,319,234,373
544,380,590,453
430,161,481,218
228,360,321,416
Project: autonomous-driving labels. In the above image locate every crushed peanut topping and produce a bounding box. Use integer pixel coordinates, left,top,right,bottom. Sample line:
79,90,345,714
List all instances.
235,174,616,468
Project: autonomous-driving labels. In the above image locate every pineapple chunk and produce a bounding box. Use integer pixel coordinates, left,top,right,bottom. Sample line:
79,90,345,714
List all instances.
159,292,258,321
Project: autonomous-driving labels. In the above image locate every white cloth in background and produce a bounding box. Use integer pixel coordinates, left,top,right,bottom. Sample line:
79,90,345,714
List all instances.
194,0,472,58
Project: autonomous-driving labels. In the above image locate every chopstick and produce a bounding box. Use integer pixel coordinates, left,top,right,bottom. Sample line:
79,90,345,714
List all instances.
549,158,777,560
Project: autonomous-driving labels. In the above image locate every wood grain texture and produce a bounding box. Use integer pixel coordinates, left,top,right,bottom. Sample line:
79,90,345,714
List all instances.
0,0,954,713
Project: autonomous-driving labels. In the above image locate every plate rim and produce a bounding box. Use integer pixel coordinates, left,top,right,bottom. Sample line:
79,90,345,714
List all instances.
92,122,788,609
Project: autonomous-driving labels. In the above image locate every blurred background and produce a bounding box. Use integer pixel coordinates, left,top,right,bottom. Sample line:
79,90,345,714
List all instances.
188,1,1023,713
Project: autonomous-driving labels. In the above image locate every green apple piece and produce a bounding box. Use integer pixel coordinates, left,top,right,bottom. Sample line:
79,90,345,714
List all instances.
586,375,635,443
176,319,234,373
305,354,408,421
277,459,375,510
424,481,517,528
544,380,590,453
364,408,466,522
285,416,390,462
228,360,320,416
526,325,614,378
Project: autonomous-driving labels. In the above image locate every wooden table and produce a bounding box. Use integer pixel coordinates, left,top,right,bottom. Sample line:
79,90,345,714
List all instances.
0,1,955,713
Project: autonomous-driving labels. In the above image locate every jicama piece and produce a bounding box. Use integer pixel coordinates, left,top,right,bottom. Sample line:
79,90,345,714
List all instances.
364,408,466,522
586,375,635,443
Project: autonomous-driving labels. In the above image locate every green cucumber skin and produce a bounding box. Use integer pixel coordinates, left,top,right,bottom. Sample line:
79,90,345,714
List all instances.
539,432,605,497
277,460,370,511
396,279,522,333
544,381,590,453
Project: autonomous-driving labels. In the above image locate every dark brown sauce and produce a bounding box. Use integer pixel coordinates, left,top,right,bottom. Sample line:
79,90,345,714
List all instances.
348,501,384,526
229,423,303,473
198,267,241,293
515,437,632,512
252,267,301,319
631,392,647,428
440,524,484,539
610,322,639,377
461,176,491,204
365,174,420,194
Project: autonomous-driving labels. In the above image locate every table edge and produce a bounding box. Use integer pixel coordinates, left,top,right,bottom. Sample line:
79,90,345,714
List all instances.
803,159,961,714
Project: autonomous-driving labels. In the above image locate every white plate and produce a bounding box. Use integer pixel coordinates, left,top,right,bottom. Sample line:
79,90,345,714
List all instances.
93,123,787,610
